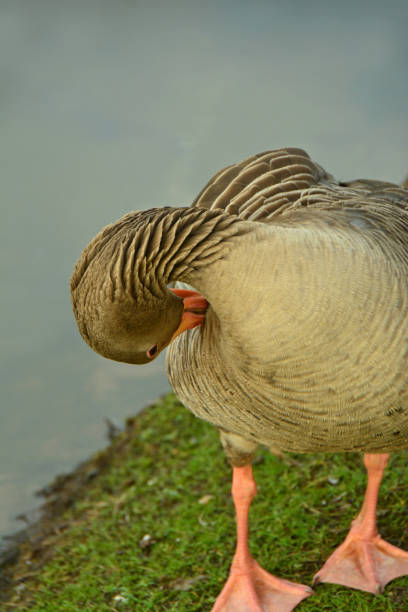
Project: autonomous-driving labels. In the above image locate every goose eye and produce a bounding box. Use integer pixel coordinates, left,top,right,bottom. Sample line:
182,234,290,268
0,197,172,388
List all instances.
147,344,158,359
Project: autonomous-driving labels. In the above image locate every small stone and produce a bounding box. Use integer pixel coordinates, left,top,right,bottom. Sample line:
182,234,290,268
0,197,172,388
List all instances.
139,533,154,549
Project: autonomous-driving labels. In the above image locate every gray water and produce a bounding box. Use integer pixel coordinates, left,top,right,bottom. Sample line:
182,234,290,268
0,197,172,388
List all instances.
1,0,407,538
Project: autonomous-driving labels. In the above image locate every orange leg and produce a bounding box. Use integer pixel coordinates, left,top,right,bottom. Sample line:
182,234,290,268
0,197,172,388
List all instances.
212,465,312,612
314,453,408,593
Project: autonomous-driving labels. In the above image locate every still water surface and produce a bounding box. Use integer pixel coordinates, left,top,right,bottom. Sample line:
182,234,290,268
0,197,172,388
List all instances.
1,0,407,538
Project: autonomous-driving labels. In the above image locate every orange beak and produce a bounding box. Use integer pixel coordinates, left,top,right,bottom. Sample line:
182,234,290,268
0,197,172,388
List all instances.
170,289,208,342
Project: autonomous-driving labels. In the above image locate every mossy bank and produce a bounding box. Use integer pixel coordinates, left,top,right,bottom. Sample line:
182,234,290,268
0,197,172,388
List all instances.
2,393,408,611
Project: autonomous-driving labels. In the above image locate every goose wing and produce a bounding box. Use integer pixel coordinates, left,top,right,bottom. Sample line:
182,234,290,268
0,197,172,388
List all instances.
191,148,408,226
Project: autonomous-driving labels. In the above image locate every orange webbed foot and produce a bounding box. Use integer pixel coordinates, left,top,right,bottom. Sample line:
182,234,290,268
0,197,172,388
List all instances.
313,532,408,594
314,454,408,594
212,557,312,612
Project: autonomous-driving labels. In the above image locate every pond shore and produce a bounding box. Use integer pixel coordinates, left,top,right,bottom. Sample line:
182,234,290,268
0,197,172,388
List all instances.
0,406,135,607
1,393,407,611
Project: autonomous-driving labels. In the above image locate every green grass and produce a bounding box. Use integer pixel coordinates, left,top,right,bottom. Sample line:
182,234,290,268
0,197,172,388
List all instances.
6,393,408,611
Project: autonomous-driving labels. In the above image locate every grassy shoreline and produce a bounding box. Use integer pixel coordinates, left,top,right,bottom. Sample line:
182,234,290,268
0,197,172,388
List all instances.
2,393,408,611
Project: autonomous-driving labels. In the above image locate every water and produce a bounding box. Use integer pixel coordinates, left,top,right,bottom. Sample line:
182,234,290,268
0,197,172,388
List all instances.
1,0,407,538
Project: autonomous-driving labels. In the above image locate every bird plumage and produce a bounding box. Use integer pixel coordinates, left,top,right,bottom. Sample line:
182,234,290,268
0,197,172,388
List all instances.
166,149,408,455
71,148,408,453
71,147,408,609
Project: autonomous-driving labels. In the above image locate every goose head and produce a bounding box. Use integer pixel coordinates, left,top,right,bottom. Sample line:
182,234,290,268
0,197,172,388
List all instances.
70,207,221,364
79,288,207,365
85,290,185,365
71,256,208,365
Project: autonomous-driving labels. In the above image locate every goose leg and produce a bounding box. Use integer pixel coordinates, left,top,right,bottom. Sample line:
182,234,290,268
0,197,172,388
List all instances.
314,453,408,593
212,465,313,612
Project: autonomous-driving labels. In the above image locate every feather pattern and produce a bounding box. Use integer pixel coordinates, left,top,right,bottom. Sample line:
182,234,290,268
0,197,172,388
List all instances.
167,148,408,454
71,147,408,455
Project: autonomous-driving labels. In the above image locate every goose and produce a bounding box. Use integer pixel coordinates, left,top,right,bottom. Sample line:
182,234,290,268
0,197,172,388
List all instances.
71,148,408,611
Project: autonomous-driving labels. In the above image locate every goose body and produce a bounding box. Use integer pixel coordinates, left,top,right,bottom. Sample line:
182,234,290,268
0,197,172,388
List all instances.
168,213,408,454
169,148,408,454
71,148,408,610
